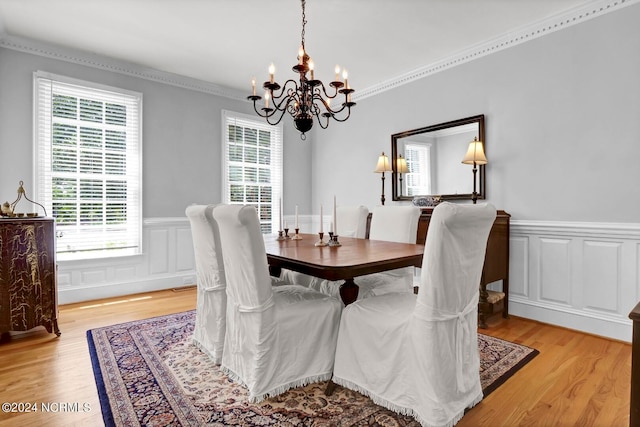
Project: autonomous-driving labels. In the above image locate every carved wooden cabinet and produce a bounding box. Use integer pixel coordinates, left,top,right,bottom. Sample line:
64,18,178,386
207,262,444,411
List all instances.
0,218,60,337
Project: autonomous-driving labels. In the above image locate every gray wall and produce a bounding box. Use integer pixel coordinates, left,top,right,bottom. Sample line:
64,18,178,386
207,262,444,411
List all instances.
0,47,312,217
311,3,640,223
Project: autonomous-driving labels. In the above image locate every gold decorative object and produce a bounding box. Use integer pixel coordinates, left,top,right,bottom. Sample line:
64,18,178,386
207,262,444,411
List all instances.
2,181,47,217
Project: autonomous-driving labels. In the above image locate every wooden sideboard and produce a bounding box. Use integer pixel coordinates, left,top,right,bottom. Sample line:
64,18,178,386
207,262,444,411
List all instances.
0,218,60,338
366,207,510,328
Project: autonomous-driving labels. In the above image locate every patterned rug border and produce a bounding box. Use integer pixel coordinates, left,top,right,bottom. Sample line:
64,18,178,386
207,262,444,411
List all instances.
87,310,539,427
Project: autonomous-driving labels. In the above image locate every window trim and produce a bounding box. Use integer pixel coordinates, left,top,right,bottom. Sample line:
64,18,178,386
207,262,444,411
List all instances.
221,110,283,234
33,71,143,260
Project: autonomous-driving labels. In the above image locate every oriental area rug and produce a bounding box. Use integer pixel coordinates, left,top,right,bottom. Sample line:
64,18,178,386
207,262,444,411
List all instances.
87,310,538,427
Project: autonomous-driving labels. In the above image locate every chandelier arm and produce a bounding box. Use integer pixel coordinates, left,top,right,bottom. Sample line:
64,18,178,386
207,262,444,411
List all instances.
263,104,291,127
328,107,354,123
269,87,300,113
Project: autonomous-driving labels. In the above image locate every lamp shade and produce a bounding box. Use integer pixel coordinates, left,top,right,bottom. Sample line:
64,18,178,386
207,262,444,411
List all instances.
396,155,409,174
462,138,488,165
374,152,393,173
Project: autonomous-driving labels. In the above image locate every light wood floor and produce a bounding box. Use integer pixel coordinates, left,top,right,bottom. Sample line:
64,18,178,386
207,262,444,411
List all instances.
0,288,631,426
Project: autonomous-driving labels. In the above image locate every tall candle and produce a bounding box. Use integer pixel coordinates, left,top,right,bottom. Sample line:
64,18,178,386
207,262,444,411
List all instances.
320,204,323,233
295,205,299,229
333,195,337,234
279,198,283,231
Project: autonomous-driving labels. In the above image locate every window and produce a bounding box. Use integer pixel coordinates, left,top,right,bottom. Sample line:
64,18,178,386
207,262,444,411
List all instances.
405,143,432,196
34,71,142,260
222,111,283,234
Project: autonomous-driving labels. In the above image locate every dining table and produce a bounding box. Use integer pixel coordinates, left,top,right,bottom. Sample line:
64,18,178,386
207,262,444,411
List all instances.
264,233,425,305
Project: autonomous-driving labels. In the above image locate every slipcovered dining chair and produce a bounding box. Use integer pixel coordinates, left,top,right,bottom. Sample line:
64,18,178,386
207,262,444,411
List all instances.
354,205,422,298
335,205,369,238
185,204,227,364
213,204,342,402
332,202,496,427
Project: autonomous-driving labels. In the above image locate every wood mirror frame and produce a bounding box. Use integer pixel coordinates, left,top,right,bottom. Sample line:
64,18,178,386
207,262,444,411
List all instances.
391,114,485,202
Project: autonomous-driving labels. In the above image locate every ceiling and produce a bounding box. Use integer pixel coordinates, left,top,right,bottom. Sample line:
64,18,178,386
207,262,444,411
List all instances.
0,0,610,97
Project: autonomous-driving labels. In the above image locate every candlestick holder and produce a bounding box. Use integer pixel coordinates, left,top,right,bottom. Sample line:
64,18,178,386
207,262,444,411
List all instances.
284,228,291,239
276,230,287,241
291,228,302,240
328,231,341,247
315,232,327,247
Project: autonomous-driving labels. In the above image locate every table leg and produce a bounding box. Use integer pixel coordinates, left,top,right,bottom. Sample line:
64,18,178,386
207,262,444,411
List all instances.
339,278,359,305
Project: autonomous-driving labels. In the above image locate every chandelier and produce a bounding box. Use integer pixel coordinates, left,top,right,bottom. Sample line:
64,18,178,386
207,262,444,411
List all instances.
247,0,355,140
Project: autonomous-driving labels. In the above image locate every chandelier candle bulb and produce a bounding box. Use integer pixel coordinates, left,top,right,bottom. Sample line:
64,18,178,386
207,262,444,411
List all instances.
343,69,348,88
269,63,275,84
298,46,304,65
335,65,340,81
251,78,256,96
309,60,314,80
265,91,270,108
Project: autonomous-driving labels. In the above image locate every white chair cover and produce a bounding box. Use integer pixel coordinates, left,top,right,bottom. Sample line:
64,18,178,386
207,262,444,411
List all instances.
336,205,369,238
333,202,496,427
213,204,342,403
356,205,421,298
185,204,227,364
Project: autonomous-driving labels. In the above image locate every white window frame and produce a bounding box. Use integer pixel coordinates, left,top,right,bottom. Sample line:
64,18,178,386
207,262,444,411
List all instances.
34,71,143,260
221,110,283,234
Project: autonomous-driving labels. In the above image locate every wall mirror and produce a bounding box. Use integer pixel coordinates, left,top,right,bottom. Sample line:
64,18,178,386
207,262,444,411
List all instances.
391,114,485,202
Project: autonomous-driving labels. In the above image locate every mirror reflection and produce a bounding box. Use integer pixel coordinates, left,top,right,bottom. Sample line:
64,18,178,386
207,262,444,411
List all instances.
391,115,485,202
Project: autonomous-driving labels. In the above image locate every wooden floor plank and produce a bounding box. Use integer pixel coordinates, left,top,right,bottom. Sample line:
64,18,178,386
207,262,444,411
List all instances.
0,288,631,426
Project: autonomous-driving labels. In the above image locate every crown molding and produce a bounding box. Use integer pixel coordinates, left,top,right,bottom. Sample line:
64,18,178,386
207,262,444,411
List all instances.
0,34,248,101
354,0,640,101
1,0,637,102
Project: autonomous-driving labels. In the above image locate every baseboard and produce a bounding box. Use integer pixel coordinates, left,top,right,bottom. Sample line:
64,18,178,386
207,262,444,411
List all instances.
58,274,195,305
510,297,632,342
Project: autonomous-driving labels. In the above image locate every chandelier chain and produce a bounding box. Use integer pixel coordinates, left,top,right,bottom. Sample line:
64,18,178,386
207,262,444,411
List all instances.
301,0,306,50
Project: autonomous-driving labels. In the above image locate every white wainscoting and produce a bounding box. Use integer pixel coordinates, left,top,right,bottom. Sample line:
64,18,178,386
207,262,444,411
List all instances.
57,217,197,305
509,220,640,342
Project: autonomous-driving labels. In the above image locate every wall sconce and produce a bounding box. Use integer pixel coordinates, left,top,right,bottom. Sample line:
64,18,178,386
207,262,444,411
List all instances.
461,137,487,204
396,154,409,197
374,152,393,205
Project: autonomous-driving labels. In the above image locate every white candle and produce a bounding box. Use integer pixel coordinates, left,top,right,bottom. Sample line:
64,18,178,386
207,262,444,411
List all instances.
320,204,323,233
295,205,299,229
279,198,283,231
333,195,337,234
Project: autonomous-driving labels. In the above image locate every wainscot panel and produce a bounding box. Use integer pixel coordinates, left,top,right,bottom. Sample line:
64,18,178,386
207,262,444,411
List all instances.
57,217,196,305
510,220,640,342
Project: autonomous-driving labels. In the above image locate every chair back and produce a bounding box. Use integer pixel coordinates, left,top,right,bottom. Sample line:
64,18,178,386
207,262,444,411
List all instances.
185,204,226,291
369,205,421,243
212,204,273,309
336,205,369,238
416,202,496,313
185,204,227,363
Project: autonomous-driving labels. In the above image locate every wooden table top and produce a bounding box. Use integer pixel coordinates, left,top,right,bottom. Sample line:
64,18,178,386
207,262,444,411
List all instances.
264,233,424,282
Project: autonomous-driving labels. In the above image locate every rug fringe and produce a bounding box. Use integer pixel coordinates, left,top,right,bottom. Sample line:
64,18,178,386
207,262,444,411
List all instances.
332,376,483,427
221,364,332,403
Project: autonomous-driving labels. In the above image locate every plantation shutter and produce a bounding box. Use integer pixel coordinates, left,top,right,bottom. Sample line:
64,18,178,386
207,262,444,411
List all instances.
34,71,142,260
222,110,283,234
